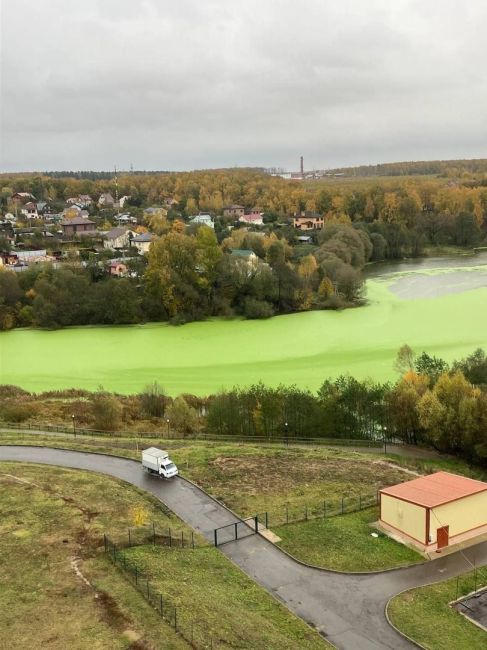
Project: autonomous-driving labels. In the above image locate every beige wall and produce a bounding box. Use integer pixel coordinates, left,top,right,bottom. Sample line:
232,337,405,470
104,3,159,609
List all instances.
381,494,426,544
431,491,487,542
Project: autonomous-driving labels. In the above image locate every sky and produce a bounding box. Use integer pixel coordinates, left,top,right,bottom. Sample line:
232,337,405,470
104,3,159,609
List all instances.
0,0,486,172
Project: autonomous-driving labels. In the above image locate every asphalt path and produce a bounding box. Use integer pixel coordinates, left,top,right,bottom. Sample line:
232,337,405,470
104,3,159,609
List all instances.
2,446,486,649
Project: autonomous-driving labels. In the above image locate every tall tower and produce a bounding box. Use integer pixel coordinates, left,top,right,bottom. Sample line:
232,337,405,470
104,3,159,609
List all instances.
300,156,304,176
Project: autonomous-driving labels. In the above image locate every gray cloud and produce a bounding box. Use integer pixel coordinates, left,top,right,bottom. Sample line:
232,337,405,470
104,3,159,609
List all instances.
1,0,486,171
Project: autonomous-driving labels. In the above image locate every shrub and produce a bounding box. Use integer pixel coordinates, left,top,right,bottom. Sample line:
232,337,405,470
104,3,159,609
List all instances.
0,402,37,423
139,381,166,418
91,391,123,431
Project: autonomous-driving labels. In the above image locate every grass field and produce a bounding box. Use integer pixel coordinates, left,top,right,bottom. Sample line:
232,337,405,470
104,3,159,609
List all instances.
388,568,487,650
1,256,487,395
275,507,423,571
0,461,329,649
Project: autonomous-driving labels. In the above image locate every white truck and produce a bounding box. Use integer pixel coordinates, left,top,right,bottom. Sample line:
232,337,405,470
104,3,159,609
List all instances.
142,447,179,479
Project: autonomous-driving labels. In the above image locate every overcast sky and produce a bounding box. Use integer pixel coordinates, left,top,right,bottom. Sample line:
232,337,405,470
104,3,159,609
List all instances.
1,0,486,172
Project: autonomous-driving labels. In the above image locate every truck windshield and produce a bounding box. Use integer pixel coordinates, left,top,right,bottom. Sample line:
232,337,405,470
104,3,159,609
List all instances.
164,462,176,471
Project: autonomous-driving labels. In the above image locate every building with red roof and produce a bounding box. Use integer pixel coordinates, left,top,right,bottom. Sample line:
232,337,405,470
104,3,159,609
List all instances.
379,471,487,552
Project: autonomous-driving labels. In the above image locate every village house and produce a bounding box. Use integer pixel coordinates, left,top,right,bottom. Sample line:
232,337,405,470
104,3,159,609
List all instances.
108,260,128,277
239,210,264,226
132,231,154,254
103,227,135,250
11,192,36,203
230,249,259,268
224,204,245,218
21,202,39,219
98,192,115,207
293,211,324,230
189,214,214,229
60,215,96,237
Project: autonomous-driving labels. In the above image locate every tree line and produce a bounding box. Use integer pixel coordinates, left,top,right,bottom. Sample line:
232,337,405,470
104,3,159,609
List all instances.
206,346,487,466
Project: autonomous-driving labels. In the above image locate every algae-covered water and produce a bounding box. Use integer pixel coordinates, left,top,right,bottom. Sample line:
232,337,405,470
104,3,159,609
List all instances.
1,253,487,395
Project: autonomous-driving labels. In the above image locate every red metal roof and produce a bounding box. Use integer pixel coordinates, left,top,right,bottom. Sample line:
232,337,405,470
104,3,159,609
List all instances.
380,471,487,508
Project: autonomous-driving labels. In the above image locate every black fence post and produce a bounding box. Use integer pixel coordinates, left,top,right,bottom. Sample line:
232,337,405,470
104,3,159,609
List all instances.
254,516,258,533
265,511,268,529
234,522,238,540
214,528,218,547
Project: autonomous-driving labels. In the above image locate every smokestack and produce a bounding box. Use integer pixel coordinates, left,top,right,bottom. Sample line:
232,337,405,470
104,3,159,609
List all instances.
300,156,304,175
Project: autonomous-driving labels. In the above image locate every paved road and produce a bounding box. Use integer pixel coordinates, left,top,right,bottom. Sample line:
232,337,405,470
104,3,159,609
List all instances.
2,446,486,650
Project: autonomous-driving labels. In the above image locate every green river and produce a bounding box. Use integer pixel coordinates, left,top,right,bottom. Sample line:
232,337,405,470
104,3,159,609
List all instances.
1,253,487,395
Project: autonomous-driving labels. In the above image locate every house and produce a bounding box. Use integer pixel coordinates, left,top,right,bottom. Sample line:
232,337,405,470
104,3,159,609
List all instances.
21,202,39,219
36,201,49,214
103,227,135,250
117,195,131,208
293,211,324,230
239,211,264,226
108,261,128,277
78,194,93,207
11,192,36,203
132,231,154,254
230,249,258,267
189,214,214,229
115,213,138,225
98,192,115,207
224,204,245,218
60,215,96,237
0,251,19,267
379,471,487,553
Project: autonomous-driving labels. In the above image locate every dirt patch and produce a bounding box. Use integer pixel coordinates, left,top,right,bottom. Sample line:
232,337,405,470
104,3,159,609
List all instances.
208,455,412,498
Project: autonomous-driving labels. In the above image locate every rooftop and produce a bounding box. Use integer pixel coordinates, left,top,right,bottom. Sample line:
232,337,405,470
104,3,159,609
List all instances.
380,471,487,508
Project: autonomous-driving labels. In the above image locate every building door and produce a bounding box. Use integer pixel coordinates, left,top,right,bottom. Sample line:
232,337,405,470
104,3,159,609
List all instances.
437,526,449,549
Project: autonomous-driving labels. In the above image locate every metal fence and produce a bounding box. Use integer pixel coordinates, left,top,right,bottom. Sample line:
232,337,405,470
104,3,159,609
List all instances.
0,421,385,447
255,491,379,530
107,523,207,550
213,516,258,546
104,535,223,648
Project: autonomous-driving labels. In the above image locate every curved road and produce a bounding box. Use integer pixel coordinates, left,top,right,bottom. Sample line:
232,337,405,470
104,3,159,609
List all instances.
2,446,486,650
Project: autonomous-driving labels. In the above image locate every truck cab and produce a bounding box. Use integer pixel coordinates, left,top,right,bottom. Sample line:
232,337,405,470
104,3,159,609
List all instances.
142,447,179,479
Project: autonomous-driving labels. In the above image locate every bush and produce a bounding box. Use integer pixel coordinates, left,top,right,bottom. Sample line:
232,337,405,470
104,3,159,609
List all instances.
166,396,199,434
0,402,37,423
139,381,166,418
91,391,123,431
242,297,274,319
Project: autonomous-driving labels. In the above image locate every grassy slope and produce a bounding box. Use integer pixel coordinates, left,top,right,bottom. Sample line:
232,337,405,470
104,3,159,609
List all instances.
275,507,423,571
123,545,326,650
0,461,329,649
1,267,487,395
0,462,188,649
388,568,487,650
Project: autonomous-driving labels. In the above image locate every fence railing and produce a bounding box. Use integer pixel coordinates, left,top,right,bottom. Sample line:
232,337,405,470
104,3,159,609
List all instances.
0,420,386,447
255,491,379,530
213,516,258,546
104,535,222,648
107,523,207,550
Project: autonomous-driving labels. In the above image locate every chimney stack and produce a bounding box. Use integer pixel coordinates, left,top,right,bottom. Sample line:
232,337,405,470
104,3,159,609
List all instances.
300,156,304,176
